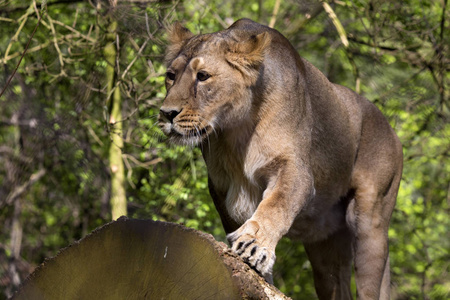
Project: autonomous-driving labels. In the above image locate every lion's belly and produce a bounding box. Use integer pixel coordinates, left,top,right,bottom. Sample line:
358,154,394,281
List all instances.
287,193,351,243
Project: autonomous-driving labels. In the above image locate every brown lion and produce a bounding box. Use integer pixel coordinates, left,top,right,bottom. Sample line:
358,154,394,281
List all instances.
159,19,403,300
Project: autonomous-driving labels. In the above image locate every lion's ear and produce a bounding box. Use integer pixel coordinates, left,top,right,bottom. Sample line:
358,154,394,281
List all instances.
168,22,194,45
226,32,271,76
165,22,194,64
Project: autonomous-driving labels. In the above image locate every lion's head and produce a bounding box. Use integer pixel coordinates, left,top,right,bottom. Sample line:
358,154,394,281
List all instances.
158,20,271,145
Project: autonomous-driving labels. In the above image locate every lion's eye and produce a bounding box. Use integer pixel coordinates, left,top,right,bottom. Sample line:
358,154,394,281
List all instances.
166,72,176,81
196,71,210,82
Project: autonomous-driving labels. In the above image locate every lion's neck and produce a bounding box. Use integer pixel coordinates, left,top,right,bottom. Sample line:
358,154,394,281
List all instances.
205,115,255,154
202,125,252,176
201,119,264,225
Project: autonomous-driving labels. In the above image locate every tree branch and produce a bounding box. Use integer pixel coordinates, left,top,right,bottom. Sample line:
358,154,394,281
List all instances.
322,1,348,47
0,1,43,98
285,3,324,35
2,169,46,208
269,0,281,28
347,36,399,51
438,0,448,107
0,0,83,15
0,146,33,164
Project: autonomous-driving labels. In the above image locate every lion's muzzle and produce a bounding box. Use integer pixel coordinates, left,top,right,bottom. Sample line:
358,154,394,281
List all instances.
159,108,181,124
158,107,213,145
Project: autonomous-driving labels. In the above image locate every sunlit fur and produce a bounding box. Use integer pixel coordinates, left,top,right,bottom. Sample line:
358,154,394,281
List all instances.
159,19,403,299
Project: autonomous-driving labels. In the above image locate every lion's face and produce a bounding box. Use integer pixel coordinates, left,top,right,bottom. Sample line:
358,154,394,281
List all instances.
159,51,250,146
158,24,270,145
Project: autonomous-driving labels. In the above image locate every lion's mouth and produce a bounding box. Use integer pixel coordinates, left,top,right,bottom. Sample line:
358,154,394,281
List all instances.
170,126,210,138
164,123,213,145
158,113,214,144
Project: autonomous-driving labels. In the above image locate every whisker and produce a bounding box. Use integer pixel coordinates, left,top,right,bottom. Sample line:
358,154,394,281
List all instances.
196,115,218,156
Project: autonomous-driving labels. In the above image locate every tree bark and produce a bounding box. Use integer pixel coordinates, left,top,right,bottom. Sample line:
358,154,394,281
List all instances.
6,198,23,298
12,217,290,300
104,18,127,220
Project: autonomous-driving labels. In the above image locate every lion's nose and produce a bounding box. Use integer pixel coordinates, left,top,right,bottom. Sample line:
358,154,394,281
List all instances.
160,108,181,123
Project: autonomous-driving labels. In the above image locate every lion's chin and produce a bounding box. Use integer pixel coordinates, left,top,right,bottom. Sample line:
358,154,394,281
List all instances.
166,126,212,146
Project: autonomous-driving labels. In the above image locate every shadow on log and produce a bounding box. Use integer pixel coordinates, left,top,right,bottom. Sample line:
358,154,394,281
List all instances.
13,217,290,300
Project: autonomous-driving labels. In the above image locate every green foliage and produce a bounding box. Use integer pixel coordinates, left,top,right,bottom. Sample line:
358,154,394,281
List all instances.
0,0,448,299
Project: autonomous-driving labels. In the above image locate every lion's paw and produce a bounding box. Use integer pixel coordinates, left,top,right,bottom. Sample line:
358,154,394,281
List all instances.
227,229,276,284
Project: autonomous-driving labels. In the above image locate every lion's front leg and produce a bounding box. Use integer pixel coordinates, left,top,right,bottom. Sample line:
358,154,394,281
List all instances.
227,165,314,283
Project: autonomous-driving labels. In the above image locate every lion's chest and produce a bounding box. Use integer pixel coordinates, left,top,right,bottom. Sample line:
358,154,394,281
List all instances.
223,178,261,225
206,149,265,225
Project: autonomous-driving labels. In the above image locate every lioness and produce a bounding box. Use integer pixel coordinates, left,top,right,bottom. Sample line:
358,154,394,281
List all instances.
159,19,402,299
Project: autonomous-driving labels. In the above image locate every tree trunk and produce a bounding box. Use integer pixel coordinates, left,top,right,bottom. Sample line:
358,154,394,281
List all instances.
104,19,127,220
6,198,23,298
12,217,290,300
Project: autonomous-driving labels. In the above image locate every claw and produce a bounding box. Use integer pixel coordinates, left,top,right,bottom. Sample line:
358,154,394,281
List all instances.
235,239,256,255
227,229,276,284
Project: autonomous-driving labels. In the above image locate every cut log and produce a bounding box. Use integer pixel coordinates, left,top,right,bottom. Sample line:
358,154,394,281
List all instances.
13,217,290,299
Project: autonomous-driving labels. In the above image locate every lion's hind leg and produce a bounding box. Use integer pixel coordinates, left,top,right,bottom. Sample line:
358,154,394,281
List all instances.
351,171,400,300
304,226,354,300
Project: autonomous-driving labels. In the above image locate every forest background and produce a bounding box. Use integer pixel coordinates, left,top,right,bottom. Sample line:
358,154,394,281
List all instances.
0,0,448,299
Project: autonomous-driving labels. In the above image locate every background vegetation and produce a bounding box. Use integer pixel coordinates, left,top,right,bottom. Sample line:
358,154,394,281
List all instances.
0,0,448,299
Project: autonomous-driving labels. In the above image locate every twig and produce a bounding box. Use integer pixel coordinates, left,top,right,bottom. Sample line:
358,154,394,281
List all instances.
347,52,360,93
72,6,78,28
46,12,66,76
0,17,16,22
123,153,162,168
3,3,33,65
347,36,399,51
162,0,180,23
116,33,121,76
128,38,156,76
1,41,51,64
0,0,82,15
447,183,450,207
144,11,154,38
122,154,136,189
269,0,281,28
0,146,33,164
285,3,324,36
211,11,228,29
87,125,104,146
0,2,43,98
439,0,447,43
2,169,46,207
52,19,96,43
438,0,448,107
120,38,150,80
322,1,349,47
322,2,359,92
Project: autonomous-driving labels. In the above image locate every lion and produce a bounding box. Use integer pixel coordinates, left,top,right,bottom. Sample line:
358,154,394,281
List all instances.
158,19,403,300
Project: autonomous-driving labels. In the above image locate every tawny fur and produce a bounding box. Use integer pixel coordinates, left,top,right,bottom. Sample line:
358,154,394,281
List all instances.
159,19,403,300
